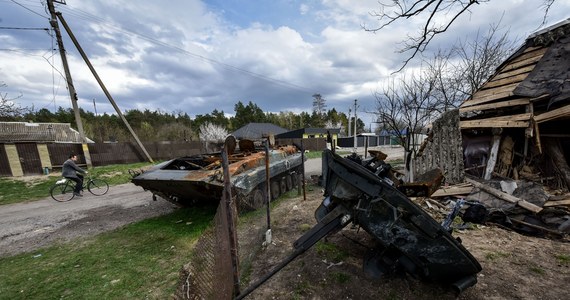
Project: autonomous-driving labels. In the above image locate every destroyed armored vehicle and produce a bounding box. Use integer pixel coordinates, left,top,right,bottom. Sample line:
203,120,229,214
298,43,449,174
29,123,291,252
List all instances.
131,141,303,210
312,149,482,292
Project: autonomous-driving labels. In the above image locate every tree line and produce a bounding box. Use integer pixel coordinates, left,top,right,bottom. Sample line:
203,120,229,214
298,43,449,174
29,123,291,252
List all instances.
0,97,365,143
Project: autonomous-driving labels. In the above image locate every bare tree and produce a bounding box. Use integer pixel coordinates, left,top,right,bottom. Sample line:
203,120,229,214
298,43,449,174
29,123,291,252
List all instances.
0,82,28,120
375,72,439,148
365,0,555,70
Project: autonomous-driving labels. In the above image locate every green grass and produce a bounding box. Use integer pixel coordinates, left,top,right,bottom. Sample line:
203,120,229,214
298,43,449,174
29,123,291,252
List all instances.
0,162,155,205
555,254,570,265
485,251,510,260
304,151,323,159
330,271,351,284
0,206,215,299
315,241,348,263
529,265,546,275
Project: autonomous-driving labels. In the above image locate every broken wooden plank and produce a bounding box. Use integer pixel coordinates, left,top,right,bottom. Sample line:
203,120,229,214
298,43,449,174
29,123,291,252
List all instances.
472,82,520,99
499,54,543,73
534,105,570,123
465,178,543,213
460,120,529,128
431,186,474,197
484,73,529,89
461,90,515,108
459,98,529,113
484,135,501,180
492,65,535,81
543,199,570,207
508,47,547,64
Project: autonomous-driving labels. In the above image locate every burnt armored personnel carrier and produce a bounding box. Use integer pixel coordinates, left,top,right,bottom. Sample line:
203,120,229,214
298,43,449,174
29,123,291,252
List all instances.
131,143,303,210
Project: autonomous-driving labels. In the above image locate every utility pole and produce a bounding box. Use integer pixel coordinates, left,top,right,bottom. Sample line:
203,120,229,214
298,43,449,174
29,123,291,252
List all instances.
347,108,351,137
353,99,358,153
47,0,92,167
49,1,153,163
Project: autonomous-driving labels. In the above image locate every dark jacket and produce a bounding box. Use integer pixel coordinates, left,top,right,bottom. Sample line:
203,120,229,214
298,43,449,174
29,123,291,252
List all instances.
62,159,86,178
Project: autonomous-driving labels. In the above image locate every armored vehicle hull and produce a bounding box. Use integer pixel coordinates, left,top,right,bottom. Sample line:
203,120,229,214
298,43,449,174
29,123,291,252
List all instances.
316,149,482,291
131,145,303,210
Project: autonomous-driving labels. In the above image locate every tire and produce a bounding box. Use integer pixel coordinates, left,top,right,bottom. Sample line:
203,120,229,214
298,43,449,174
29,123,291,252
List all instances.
50,182,75,202
88,178,109,196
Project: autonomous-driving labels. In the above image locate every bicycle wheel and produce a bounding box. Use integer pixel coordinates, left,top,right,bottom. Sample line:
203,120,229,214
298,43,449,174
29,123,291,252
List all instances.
50,182,75,202
88,178,109,196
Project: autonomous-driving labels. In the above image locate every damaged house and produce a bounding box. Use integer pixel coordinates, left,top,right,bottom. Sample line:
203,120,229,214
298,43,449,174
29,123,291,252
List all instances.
414,19,570,237
460,19,570,190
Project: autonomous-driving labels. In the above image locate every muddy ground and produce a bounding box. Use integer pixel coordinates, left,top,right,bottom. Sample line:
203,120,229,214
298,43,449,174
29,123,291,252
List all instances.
239,187,570,300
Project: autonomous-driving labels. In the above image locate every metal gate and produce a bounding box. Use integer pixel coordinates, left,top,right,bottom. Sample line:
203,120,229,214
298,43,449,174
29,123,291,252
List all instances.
0,144,12,176
16,143,42,175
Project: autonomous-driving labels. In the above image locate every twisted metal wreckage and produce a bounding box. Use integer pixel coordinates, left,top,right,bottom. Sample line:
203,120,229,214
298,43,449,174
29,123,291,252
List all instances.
235,147,482,299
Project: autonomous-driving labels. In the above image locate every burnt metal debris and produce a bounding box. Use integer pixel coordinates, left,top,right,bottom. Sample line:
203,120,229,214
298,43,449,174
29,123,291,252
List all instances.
235,150,482,299
131,139,303,211
317,150,482,291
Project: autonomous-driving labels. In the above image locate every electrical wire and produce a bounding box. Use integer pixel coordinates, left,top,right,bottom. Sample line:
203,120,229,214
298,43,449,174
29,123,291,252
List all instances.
8,0,48,19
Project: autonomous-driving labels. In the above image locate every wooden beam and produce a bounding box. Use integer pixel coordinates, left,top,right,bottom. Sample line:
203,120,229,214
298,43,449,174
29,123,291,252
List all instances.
543,199,570,207
431,186,473,197
461,90,516,108
484,113,531,122
465,178,542,213
534,105,570,123
484,73,529,89
459,99,529,113
484,135,501,180
508,47,547,64
500,54,543,73
460,120,529,128
472,82,520,99
492,65,535,81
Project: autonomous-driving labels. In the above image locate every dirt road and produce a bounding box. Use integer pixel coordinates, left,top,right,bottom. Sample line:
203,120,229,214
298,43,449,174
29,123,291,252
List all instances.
0,183,178,257
0,146,403,258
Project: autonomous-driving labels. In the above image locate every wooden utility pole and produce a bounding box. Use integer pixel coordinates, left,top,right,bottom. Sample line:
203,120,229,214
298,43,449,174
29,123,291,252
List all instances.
57,12,153,162
47,0,92,167
353,99,358,153
47,0,153,163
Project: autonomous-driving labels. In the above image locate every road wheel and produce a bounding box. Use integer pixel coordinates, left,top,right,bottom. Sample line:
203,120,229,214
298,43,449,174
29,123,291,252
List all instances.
285,174,293,191
280,177,288,193
249,188,265,210
270,180,280,200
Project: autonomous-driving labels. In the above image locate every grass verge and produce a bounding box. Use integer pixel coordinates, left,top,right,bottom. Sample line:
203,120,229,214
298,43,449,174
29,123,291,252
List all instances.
0,162,155,206
0,206,215,299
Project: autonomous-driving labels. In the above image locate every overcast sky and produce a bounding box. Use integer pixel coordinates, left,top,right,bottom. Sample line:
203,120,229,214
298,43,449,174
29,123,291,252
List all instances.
1,0,569,128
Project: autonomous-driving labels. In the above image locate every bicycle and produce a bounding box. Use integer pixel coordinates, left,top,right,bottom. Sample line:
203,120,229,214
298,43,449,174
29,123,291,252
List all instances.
50,174,109,202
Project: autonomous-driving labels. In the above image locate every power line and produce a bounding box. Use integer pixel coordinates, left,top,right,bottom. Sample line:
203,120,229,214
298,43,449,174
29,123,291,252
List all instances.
0,26,49,30
9,0,48,19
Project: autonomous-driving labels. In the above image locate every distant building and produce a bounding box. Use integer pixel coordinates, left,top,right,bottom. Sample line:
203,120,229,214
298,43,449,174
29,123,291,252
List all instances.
0,122,92,176
231,123,288,140
276,128,340,146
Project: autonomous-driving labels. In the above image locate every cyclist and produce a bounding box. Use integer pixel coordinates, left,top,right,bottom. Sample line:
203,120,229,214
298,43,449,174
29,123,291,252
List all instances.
62,153,87,197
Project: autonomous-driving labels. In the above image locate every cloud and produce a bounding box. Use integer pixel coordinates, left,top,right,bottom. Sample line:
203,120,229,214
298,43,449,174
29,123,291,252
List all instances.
2,0,570,129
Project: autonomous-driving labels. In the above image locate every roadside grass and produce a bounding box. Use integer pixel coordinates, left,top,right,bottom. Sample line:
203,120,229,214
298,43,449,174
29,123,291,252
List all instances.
0,206,215,299
0,161,155,206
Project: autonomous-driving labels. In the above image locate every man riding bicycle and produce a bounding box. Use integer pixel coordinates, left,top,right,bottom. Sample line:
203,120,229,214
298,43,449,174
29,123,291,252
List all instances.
62,153,87,197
